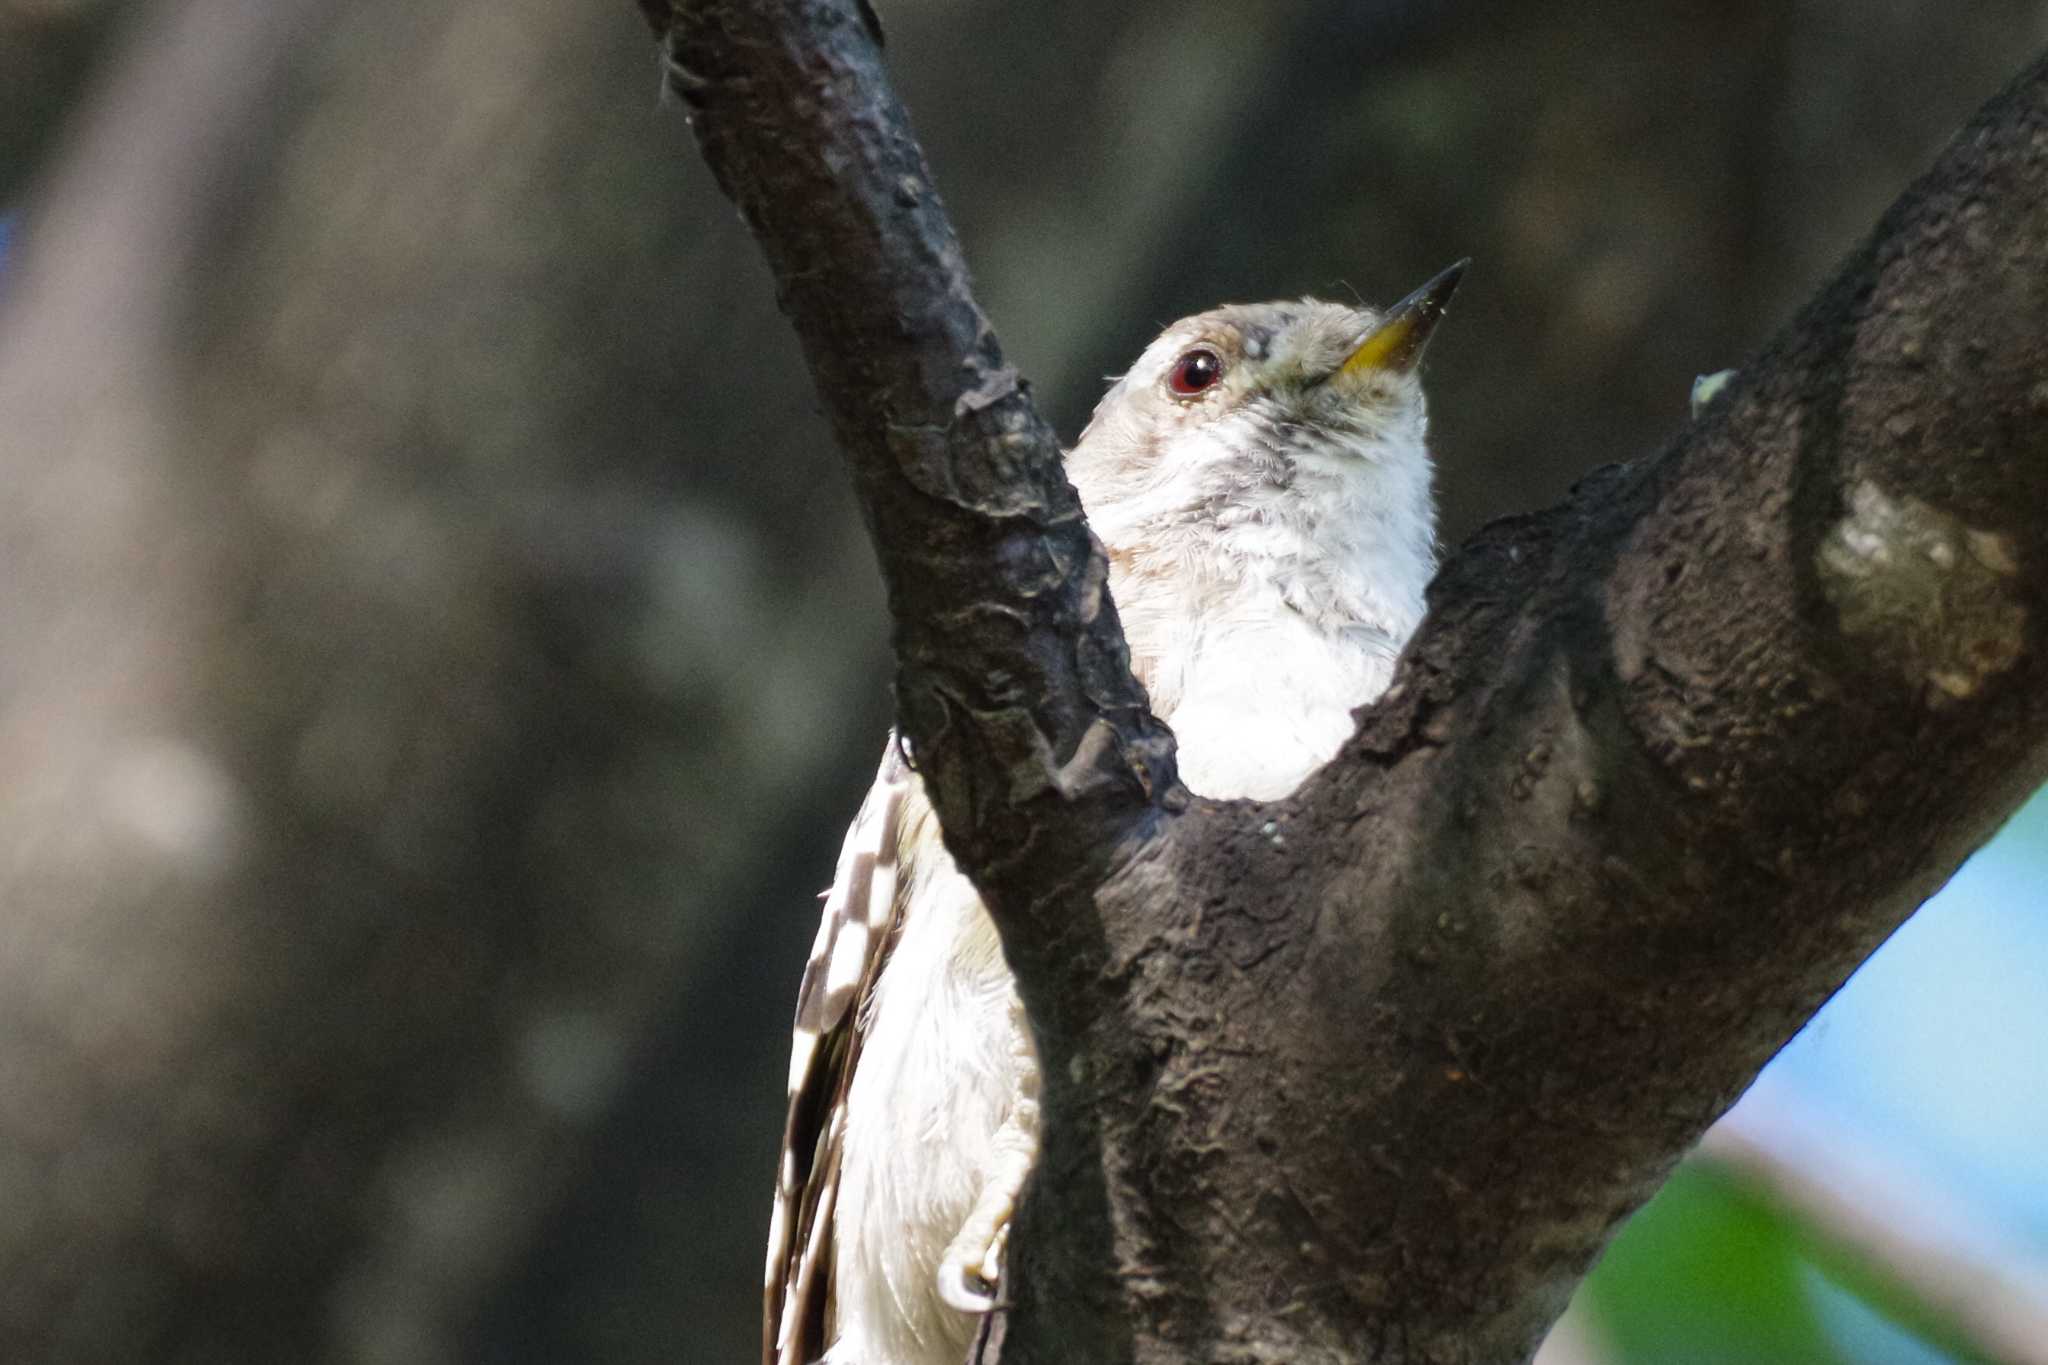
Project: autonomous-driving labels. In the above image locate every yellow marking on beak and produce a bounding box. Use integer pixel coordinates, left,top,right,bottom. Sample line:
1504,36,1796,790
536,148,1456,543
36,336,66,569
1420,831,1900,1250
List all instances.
1341,258,1469,377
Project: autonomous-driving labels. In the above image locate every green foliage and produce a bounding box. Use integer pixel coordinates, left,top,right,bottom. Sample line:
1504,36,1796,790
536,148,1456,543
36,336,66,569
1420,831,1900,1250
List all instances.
1581,1162,1997,1364
1586,1163,1850,1364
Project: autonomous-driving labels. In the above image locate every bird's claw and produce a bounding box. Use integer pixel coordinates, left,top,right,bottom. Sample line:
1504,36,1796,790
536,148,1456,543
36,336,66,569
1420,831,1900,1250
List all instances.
979,1222,1010,1284
937,1238,1001,1313
938,1199,1013,1313
938,999,1036,1317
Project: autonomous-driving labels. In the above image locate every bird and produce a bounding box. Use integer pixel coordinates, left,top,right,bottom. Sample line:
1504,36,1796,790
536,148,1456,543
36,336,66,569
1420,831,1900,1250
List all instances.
764,261,1467,1365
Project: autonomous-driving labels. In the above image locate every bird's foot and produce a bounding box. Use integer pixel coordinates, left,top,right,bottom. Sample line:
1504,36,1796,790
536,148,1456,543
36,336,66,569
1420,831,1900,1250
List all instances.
938,1042,1038,1315
937,1196,1012,1313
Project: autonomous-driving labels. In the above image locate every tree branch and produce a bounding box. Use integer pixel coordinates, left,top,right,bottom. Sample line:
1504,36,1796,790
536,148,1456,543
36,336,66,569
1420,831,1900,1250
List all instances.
658,0,1180,951
654,3,2048,1359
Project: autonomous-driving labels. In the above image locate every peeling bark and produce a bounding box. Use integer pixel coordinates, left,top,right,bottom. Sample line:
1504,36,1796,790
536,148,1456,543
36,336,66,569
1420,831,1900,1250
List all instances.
651,3,2048,1362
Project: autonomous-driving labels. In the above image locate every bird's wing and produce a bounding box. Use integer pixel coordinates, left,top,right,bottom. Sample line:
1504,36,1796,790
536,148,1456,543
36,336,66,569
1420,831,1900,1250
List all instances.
764,737,914,1365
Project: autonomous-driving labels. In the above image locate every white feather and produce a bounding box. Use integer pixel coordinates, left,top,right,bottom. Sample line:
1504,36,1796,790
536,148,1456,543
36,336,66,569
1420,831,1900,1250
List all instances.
778,294,1446,1365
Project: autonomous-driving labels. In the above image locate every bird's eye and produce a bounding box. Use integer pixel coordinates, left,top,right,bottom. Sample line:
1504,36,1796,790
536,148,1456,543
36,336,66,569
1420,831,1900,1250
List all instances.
1167,347,1223,397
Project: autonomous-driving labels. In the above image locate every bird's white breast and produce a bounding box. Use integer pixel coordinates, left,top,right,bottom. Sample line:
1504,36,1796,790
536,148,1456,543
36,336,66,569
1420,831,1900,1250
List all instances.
827,414,1433,1365
1119,567,1408,801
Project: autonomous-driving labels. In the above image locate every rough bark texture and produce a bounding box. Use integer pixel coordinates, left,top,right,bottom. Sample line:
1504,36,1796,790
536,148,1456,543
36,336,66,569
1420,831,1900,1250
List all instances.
661,1,1185,923
653,3,2048,1362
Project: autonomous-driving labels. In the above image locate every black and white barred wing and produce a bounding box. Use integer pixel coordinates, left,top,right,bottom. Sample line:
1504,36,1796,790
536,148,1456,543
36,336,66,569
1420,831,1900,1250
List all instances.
764,738,913,1365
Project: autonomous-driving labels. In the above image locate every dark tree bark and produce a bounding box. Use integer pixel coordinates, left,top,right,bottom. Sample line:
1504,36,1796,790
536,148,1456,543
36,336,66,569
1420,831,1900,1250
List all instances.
651,2,2048,1362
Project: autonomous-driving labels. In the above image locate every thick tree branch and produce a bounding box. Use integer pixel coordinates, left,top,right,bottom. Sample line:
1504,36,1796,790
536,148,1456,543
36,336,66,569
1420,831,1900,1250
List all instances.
655,4,2048,1361
655,0,1180,941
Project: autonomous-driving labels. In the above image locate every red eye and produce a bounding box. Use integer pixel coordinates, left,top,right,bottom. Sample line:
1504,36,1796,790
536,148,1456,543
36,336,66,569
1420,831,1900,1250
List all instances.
1168,347,1223,396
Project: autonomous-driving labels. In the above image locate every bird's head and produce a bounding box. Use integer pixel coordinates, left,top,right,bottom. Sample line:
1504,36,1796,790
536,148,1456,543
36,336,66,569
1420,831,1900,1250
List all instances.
1066,261,1465,598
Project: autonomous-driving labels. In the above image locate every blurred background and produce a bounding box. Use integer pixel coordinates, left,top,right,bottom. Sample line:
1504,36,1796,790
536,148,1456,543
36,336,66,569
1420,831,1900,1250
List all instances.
1,0,2044,1360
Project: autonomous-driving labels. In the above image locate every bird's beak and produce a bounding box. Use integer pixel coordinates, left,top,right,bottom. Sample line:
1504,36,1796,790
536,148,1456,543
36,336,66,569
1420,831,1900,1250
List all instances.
1340,259,1468,377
